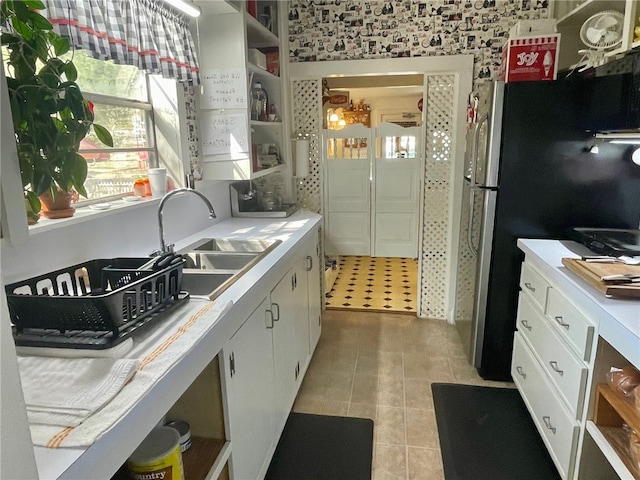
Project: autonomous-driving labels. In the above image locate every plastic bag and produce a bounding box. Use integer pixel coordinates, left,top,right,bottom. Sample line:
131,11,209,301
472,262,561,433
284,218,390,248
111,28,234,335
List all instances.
607,366,640,397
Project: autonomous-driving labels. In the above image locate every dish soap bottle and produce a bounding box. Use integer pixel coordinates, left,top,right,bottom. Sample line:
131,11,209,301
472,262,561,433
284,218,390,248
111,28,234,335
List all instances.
251,82,269,122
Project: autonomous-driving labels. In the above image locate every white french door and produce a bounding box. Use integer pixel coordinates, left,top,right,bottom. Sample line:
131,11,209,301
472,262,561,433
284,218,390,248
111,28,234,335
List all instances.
324,122,422,258
372,122,422,258
324,123,372,255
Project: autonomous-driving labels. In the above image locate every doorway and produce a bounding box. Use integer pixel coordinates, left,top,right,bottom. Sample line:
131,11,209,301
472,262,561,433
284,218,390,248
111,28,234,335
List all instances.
288,56,474,320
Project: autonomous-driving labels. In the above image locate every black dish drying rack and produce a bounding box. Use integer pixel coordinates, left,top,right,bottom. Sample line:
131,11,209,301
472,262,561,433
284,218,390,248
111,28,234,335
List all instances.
5,256,188,349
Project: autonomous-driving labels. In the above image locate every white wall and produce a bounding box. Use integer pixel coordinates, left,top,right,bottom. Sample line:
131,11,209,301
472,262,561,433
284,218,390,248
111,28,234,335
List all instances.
1,181,232,285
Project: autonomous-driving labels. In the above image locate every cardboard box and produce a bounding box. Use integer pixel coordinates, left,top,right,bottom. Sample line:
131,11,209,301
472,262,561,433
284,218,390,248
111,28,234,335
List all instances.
509,19,556,38
500,34,560,82
262,47,279,76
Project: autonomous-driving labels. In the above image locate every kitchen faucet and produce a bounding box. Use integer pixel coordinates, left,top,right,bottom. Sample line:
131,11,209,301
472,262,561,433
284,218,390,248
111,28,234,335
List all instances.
157,188,216,254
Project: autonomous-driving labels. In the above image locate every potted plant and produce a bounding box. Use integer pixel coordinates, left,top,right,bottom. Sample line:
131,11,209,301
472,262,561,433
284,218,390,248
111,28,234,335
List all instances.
1,0,113,222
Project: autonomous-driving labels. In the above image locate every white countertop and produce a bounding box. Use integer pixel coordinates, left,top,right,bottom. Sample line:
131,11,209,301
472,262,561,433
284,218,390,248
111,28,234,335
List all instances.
32,211,322,480
517,239,640,369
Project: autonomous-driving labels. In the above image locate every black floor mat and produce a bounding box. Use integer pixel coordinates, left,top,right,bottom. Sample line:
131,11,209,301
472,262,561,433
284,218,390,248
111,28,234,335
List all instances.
265,412,374,480
432,383,561,480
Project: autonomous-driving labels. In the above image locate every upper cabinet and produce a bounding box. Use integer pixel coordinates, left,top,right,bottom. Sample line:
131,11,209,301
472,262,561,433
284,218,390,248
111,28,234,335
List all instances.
555,0,640,71
194,0,287,181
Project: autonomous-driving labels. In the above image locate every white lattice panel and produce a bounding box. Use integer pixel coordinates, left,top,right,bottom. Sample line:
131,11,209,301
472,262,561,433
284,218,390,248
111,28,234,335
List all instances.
420,74,455,319
292,79,322,214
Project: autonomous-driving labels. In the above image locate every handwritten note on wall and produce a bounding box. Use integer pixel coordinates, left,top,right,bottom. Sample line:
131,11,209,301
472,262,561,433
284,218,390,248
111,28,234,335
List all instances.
201,69,247,109
201,110,249,156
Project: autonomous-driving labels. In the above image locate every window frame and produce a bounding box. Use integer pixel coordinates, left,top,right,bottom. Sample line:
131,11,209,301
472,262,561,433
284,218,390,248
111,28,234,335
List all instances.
77,77,158,207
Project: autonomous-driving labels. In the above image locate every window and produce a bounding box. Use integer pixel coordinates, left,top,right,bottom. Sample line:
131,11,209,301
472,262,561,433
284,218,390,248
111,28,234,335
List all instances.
67,50,156,203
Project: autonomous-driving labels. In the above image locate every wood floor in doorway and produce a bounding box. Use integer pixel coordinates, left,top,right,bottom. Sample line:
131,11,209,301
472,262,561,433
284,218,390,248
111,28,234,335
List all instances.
326,256,418,313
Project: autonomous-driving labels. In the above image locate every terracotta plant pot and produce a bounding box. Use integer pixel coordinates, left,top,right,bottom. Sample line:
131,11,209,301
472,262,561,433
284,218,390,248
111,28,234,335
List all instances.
39,189,75,219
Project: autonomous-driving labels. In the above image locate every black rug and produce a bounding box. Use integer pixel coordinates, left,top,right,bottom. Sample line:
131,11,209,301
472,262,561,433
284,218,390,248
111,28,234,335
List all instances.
432,383,561,480
265,412,374,480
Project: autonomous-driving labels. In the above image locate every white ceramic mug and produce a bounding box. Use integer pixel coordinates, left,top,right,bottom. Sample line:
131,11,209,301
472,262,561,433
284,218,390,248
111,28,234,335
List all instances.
148,168,167,198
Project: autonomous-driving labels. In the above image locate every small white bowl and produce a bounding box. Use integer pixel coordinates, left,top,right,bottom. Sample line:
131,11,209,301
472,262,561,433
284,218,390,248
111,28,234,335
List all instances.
89,203,111,211
122,196,142,203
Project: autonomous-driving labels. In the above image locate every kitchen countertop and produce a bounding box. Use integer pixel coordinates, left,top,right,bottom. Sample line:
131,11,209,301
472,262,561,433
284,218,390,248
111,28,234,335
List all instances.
517,239,640,369
30,210,322,480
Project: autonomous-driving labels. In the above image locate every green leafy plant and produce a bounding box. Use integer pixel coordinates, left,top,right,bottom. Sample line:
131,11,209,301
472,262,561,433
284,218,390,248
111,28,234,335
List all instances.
1,0,113,218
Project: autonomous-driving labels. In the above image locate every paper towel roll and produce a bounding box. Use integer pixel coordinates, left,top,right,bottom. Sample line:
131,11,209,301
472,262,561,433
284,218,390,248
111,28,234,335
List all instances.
295,139,310,177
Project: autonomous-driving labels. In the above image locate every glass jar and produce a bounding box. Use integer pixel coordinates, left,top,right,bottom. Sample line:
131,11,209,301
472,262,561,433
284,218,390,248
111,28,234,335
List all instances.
133,178,147,197
261,190,281,211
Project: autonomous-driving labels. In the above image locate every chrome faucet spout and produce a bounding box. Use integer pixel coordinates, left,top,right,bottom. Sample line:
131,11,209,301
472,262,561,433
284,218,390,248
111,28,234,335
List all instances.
158,188,217,254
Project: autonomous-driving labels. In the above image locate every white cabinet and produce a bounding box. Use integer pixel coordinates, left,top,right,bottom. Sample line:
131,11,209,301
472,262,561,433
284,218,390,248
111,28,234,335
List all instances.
554,0,640,72
512,259,596,479
270,267,299,431
305,232,322,355
226,297,275,480
196,1,287,181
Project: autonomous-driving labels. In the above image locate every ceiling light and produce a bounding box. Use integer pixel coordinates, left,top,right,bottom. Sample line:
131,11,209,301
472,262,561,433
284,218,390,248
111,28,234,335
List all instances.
633,148,640,166
164,0,201,17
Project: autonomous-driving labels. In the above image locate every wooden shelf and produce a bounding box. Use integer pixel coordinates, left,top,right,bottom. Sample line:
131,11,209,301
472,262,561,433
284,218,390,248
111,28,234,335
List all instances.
593,384,640,479
183,437,227,480
245,12,278,48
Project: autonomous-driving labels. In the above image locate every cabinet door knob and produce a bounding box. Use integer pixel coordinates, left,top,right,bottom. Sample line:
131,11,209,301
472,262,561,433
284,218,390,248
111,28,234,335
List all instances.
549,361,564,376
520,320,532,331
524,282,535,292
542,416,556,435
306,255,313,271
516,366,527,379
554,316,570,329
265,309,274,329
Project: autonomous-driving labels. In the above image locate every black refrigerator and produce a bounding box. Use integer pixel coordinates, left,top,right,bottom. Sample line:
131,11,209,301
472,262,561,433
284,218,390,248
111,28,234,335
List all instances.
459,70,640,381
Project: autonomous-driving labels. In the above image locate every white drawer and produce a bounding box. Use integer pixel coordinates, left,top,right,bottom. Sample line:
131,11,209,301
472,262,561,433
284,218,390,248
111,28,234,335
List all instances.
546,288,595,362
512,333,579,480
516,294,588,418
520,261,549,312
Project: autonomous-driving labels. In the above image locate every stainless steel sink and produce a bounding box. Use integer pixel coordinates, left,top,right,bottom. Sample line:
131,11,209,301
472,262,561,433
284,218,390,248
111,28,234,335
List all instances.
180,271,235,299
182,237,278,253
179,238,281,300
182,252,259,270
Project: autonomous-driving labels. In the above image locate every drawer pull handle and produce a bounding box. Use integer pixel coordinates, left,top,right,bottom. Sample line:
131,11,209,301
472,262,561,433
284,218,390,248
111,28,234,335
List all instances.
554,316,570,329
549,361,564,376
520,320,532,331
516,366,526,379
542,416,557,435
524,282,535,292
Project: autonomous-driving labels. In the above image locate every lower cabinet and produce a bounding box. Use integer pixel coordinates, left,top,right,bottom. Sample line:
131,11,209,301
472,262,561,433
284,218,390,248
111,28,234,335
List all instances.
270,267,299,432
305,232,322,354
227,297,276,480
512,333,580,479
227,227,322,479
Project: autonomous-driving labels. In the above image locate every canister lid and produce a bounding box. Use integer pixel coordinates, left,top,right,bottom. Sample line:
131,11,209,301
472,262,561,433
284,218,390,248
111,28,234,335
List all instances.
166,420,191,452
128,426,180,464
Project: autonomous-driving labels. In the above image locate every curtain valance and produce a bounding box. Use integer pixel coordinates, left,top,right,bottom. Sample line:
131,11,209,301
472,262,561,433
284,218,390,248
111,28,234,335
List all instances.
44,0,200,85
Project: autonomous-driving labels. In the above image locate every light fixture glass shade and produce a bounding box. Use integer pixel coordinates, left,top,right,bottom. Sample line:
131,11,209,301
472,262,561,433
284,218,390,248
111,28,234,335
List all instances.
164,0,201,17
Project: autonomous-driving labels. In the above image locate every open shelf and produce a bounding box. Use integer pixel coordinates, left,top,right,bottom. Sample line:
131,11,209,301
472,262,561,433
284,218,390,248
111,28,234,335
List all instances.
592,384,640,479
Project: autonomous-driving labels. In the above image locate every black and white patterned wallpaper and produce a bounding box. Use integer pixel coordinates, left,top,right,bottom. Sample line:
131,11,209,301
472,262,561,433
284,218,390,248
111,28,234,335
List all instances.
288,0,551,81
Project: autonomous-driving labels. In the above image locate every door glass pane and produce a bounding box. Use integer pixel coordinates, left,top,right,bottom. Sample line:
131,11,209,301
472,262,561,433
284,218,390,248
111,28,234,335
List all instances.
383,135,417,158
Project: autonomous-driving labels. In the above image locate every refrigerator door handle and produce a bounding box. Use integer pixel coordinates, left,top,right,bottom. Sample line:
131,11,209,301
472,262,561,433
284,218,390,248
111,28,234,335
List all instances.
470,114,489,186
467,187,479,256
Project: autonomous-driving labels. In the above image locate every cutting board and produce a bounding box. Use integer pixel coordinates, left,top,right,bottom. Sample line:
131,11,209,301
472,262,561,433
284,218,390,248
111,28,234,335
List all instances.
562,258,640,298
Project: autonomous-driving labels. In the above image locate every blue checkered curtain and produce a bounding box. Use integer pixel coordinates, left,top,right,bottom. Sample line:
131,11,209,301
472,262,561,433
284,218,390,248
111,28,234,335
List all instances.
44,0,200,85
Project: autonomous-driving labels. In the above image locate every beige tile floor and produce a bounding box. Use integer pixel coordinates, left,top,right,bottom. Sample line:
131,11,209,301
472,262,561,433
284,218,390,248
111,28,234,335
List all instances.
292,309,514,480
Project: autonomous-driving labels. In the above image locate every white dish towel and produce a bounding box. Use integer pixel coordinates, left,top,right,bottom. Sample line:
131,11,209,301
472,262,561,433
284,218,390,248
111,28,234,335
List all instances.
15,337,133,359
18,356,139,427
